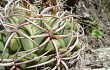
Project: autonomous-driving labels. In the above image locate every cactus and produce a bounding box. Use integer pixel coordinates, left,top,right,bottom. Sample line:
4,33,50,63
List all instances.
0,0,84,70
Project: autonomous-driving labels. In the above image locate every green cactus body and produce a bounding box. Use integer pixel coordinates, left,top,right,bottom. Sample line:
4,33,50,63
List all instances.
20,38,34,51
0,1,83,69
0,40,4,52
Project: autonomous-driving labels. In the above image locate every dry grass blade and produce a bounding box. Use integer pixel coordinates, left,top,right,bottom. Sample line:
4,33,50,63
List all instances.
4,0,13,16
51,39,59,59
0,29,14,33
27,58,56,68
15,37,50,62
40,6,54,14
24,37,50,53
39,37,50,47
57,59,61,67
0,13,4,17
35,34,49,38
52,20,64,30
63,15,80,20
60,11,67,17
43,20,52,30
2,32,16,61
51,39,61,69
0,19,6,29
15,50,37,62
25,18,48,32
52,66,57,70
52,59,61,70
0,59,13,62
42,14,60,19
0,62,14,67
14,33,49,39
18,6,36,16
55,20,67,33
0,22,16,28
61,33,79,56
16,49,52,65
54,34,70,39
17,30,39,47
61,52,79,60
61,60,69,70
67,32,74,48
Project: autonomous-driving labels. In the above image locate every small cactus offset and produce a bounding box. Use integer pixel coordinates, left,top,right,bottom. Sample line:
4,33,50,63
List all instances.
0,0,84,70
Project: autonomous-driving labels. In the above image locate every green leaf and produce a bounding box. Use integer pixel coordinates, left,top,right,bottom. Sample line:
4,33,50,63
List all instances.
91,28,103,38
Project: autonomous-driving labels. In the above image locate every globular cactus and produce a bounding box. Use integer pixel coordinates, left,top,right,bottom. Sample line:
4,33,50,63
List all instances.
0,0,84,70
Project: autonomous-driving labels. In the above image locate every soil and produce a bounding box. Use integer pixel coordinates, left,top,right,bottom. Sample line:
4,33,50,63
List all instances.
81,0,110,70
